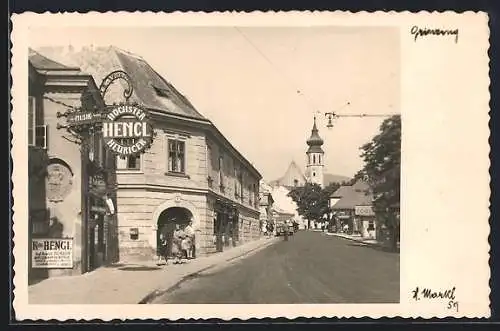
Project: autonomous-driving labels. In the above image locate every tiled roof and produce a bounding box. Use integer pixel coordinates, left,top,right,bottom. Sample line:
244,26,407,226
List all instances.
32,46,264,178
29,48,78,70
34,46,207,120
113,49,206,120
331,180,373,210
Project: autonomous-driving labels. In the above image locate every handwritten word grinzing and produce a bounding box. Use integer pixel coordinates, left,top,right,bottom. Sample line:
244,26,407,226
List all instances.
411,26,459,44
411,286,456,301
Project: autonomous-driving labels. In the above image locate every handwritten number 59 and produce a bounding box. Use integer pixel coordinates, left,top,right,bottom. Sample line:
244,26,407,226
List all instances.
447,300,459,312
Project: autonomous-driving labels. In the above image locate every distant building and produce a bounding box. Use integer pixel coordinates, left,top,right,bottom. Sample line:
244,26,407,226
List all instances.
259,180,274,233
305,116,325,187
330,180,376,239
35,46,262,262
271,117,350,189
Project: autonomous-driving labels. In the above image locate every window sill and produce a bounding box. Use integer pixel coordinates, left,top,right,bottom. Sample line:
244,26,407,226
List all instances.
116,169,143,174
165,172,190,179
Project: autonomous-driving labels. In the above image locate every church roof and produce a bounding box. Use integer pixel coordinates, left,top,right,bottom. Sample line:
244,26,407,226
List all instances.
272,160,307,186
306,116,324,148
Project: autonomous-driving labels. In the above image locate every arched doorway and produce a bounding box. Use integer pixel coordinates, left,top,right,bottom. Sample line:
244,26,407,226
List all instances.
157,207,193,258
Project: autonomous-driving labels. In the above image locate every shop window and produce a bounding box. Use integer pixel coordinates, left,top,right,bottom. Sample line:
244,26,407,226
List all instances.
368,220,375,231
167,139,185,173
117,155,141,170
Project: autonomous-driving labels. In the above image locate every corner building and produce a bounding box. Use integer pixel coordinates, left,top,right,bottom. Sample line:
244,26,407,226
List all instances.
36,46,262,261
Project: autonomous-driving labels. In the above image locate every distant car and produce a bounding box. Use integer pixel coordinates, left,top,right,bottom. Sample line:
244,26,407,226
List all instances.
275,221,294,236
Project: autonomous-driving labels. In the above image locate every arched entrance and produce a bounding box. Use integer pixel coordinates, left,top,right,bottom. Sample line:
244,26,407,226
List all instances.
157,207,193,258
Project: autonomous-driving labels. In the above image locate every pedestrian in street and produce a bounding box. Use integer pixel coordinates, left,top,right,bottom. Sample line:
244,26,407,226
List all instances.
183,220,195,259
172,224,186,264
157,232,168,266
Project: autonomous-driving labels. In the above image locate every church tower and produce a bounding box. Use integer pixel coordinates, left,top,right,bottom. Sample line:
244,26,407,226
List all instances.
306,116,325,187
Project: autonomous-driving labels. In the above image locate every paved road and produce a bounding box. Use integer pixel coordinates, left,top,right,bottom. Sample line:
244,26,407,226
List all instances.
152,231,399,304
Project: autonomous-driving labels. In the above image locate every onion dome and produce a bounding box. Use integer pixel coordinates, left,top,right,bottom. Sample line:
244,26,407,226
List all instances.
306,116,324,153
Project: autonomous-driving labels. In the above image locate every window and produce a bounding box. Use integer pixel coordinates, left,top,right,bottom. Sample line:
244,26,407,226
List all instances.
368,220,375,231
117,155,141,170
313,155,316,164
28,96,36,146
319,155,321,164
248,184,253,205
168,139,185,173
239,171,244,200
253,183,257,208
313,172,316,177
234,167,239,197
219,154,224,189
294,179,298,187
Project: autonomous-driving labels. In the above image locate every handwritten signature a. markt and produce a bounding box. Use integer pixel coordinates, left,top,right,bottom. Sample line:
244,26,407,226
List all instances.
411,286,459,312
411,26,459,43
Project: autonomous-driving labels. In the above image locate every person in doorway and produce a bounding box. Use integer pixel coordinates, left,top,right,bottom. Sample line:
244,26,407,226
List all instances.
183,220,195,259
172,224,186,264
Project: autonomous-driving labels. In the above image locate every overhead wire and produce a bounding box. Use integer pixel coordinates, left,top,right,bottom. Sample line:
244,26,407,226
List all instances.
235,27,399,120
234,27,319,115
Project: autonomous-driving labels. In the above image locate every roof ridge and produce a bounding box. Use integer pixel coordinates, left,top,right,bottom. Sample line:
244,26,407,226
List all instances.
111,45,147,62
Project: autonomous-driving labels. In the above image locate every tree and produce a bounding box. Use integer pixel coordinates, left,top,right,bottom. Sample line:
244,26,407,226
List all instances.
287,182,341,229
359,115,401,251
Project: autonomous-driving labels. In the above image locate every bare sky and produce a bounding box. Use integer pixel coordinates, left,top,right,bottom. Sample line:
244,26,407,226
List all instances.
29,26,400,181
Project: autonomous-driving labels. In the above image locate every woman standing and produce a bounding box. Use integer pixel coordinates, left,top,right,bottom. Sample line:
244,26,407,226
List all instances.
172,224,186,264
183,220,195,259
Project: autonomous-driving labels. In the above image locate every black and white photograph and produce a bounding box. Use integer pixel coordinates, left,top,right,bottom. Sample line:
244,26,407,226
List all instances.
11,11,490,320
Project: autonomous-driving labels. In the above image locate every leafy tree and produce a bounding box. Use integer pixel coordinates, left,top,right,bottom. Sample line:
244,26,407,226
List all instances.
359,115,401,251
287,181,341,229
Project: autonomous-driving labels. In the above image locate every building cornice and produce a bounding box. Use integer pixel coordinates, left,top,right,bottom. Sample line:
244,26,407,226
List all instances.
206,190,260,215
116,183,260,215
117,183,208,195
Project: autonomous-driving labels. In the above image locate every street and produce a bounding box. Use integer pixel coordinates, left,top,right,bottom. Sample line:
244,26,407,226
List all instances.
151,231,399,304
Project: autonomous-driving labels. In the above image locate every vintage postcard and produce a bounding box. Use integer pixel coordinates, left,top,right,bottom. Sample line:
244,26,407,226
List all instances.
11,11,490,320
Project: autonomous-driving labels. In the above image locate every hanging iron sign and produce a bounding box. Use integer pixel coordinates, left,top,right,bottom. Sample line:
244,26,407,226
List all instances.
66,111,104,126
102,104,154,156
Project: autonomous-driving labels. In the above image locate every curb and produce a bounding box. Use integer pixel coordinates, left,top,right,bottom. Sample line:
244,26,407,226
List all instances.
328,233,382,247
138,238,278,304
329,233,400,252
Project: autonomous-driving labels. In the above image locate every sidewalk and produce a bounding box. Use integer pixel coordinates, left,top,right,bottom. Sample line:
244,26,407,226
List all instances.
325,232,381,246
29,236,279,304
326,232,400,251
